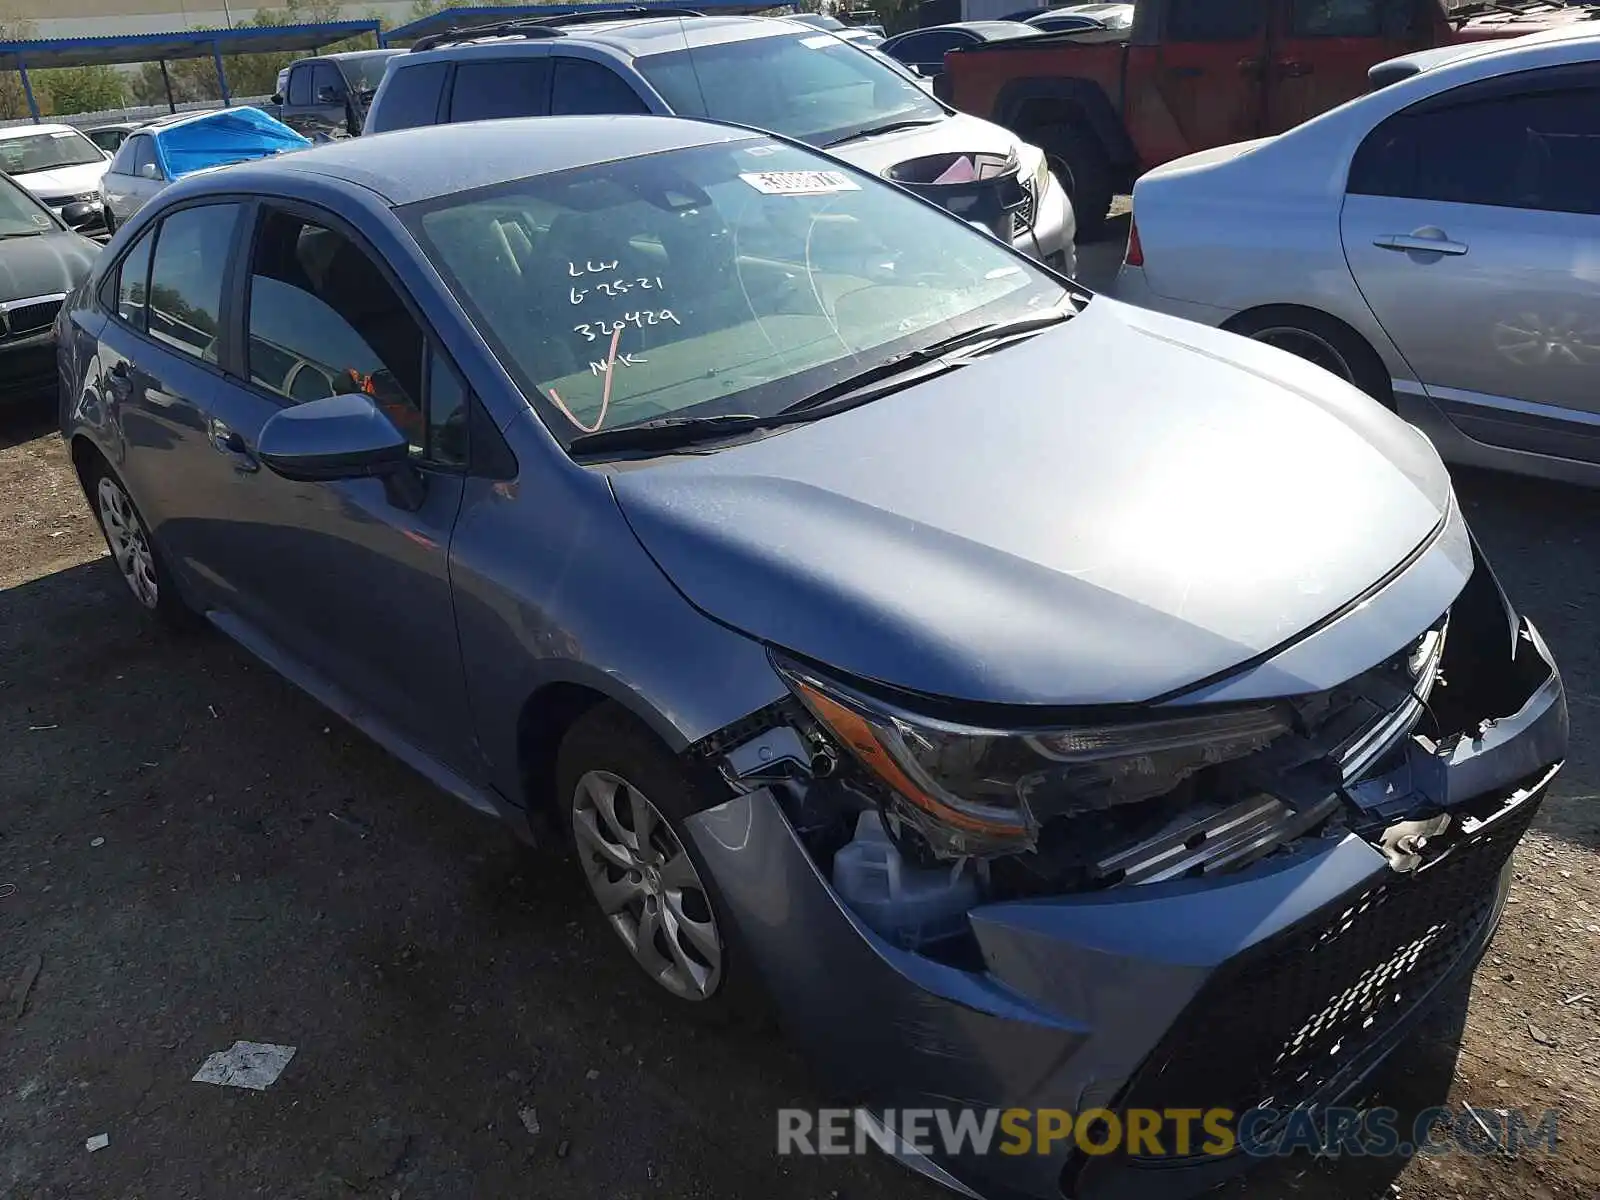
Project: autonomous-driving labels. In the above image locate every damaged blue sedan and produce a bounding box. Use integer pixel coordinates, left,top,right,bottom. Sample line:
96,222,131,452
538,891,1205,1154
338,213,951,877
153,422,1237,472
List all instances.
58,116,1567,1200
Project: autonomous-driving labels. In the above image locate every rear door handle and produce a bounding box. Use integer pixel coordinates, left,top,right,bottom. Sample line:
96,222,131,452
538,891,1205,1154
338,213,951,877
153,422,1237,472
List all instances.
209,419,259,472
1373,233,1469,256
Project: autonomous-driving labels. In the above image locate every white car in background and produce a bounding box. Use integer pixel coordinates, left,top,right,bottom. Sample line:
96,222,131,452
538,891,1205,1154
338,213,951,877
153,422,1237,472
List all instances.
1109,25,1600,488
0,123,111,234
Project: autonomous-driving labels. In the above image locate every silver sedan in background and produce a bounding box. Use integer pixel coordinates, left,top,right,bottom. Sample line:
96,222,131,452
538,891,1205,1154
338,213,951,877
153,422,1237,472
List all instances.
1109,26,1600,488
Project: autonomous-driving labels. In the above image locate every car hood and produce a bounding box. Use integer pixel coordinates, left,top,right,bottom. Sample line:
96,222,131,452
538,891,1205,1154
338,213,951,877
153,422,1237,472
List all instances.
609,299,1454,707
13,160,109,198
0,230,98,299
828,111,1035,177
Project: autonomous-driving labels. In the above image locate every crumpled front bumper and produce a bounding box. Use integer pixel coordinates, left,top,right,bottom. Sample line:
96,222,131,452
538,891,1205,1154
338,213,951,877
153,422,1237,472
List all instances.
686,620,1566,1200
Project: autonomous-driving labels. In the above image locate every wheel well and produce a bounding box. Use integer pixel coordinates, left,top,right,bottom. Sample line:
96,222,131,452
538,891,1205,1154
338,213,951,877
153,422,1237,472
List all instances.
1222,303,1394,407
516,682,611,826
69,435,104,499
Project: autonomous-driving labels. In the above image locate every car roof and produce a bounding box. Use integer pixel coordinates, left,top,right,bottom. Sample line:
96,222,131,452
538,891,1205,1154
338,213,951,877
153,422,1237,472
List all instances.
322,48,406,62
1373,21,1600,86
209,114,760,206
408,13,819,61
892,20,1039,39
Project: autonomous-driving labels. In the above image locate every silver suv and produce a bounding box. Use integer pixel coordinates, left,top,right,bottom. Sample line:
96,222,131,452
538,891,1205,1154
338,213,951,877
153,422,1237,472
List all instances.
365,7,1076,270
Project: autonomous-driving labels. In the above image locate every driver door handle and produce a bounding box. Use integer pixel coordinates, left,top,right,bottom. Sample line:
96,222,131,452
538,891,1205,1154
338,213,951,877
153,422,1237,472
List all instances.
1373,233,1469,256
209,419,259,473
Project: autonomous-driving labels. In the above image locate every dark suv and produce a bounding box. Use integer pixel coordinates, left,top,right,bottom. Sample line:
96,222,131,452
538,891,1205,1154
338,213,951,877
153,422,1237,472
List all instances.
364,7,1077,266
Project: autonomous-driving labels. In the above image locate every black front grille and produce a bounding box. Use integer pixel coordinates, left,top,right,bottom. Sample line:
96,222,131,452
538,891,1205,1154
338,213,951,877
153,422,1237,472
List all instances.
4,298,62,337
1112,785,1542,1136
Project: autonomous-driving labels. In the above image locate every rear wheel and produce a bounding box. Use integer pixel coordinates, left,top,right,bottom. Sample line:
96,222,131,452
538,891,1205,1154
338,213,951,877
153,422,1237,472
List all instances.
86,457,195,628
1226,307,1393,407
1032,122,1114,242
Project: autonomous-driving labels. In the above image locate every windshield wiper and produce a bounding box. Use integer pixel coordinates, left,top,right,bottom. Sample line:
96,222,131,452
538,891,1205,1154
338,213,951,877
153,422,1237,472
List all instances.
567,306,1079,457
822,117,943,148
568,413,764,456
779,305,1079,416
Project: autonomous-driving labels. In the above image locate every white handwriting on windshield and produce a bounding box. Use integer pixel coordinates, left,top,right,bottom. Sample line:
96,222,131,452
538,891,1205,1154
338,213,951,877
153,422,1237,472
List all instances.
589,353,647,375
569,276,666,305
575,311,680,341
568,259,619,277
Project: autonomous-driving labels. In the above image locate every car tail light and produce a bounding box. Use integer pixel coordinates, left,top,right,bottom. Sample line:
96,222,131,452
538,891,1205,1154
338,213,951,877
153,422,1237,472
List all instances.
1125,215,1144,267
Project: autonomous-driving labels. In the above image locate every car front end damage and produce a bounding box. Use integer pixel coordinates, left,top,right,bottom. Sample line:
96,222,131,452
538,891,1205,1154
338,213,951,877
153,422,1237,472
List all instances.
681,530,1566,1200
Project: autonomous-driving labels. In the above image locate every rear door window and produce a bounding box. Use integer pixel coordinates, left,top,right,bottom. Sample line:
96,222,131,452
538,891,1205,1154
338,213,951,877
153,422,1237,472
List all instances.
374,61,450,130
288,64,313,106
1349,68,1600,215
889,31,966,69
1287,0,1417,38
549,57,650,115
1166,0,1267,40
145,203,242,361
448,59,551,122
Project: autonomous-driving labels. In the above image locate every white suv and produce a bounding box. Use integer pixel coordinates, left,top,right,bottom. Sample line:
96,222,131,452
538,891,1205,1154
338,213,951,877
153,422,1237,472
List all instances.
366,9,1077,271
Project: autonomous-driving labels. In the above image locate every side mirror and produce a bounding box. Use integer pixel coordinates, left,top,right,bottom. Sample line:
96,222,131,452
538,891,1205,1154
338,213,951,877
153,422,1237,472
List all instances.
271,92,284,105
137,162,160,181
257,393,424,509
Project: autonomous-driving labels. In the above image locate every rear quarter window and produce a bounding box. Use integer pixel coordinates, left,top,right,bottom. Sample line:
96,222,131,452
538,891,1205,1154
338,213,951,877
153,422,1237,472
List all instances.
371,61,450,132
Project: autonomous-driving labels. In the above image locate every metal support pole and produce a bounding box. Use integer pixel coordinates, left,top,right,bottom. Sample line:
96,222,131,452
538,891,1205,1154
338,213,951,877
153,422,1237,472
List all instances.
18,60,39,123
212,41,231,105
160,57,175,113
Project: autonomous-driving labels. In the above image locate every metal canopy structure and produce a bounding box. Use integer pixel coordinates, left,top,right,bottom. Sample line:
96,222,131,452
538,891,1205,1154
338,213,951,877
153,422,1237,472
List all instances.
386,1,782,44
0,20,384,122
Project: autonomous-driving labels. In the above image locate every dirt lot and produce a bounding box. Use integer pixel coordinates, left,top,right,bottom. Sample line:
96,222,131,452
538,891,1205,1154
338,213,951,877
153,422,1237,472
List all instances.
1,339,1597,1198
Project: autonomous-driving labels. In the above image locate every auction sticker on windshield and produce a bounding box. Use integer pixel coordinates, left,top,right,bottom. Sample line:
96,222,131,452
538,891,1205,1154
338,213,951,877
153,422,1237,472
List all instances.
740,170,860,196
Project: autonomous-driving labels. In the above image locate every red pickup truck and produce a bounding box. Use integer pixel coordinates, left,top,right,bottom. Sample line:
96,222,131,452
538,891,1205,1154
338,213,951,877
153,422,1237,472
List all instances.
941,0,1597,237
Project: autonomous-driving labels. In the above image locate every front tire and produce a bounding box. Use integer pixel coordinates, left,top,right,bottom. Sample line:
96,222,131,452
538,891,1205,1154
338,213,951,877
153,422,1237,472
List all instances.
556,703,739,1012
1033,122,1114,242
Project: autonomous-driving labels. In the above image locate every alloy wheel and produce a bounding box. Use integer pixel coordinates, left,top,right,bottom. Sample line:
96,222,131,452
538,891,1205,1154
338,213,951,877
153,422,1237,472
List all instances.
571,769,723,1002
1249,326,1355,385
96,475,158,610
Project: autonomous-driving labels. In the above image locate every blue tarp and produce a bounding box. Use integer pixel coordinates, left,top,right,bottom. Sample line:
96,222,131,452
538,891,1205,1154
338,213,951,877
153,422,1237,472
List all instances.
151,106,310,181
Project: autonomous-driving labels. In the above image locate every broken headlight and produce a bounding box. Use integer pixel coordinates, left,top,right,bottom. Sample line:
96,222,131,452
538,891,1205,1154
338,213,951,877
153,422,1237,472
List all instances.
778,659,1291,858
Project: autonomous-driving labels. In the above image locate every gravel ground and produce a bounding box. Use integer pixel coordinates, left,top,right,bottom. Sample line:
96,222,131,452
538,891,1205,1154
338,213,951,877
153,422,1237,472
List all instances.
1,289,1596,1200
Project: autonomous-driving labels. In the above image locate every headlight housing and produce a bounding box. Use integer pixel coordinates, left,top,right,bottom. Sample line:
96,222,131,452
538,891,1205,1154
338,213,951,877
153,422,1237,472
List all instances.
778,658,1292,858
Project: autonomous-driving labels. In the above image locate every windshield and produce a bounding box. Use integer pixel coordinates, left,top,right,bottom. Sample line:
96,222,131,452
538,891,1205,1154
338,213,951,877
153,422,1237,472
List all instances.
0,130,105,175
0,177,55,236
405,136,1068,451
339,52,401,94
636,31,945,148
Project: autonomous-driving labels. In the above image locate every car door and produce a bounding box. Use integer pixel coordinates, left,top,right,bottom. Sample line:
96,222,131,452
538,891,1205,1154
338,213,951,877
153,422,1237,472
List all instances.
1265,0,1428,134
309,61,353,137
89,200,251,601
283,62,316,135
125,136,165,215
1341,63,1600,463
442,55,553,122
184,200,480,776
1145,0,1272,163
101,137,139,222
